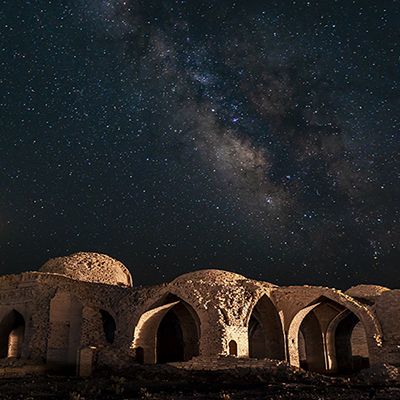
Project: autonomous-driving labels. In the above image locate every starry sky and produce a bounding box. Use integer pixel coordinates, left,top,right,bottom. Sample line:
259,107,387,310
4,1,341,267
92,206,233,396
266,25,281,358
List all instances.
1,0,399,288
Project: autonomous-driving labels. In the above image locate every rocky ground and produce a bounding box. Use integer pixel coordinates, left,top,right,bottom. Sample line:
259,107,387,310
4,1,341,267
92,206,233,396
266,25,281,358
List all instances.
0,362,400,399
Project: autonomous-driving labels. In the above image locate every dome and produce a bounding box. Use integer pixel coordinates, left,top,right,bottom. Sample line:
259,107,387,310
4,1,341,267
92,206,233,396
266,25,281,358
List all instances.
173,269,246,283
171,269,276,287
346,285,390,299
39,252,133,287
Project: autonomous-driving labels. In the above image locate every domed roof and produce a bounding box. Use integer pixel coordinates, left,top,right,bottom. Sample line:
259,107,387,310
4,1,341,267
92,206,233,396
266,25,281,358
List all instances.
346,284,390,299
172,269,245,284
171,269,276,287
39,252,133,287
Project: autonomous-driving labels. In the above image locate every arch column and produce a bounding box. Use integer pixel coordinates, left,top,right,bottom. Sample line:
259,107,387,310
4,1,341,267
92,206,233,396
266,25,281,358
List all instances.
326,311,369,374
29,294,52,361
288,295,377,374
301,311,326,372
287,303,320,368
47,291,83,368
80,307,105,348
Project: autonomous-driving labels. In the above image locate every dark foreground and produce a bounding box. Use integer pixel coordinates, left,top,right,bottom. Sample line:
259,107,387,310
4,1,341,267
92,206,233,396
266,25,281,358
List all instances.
0,363,399,400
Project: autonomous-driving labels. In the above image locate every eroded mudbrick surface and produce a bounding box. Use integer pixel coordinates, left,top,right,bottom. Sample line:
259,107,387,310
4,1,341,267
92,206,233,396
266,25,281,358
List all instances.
0,252,398,378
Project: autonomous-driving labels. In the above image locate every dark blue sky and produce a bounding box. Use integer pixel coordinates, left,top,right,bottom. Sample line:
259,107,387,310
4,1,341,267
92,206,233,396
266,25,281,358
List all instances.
1,0,399,288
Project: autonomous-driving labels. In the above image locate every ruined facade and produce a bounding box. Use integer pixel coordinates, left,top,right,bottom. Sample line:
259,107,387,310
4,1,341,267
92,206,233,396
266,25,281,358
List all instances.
0,252,399,375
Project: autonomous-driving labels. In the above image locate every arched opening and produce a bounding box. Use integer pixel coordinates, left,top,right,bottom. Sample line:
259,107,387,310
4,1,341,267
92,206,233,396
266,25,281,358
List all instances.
332,313,370,374
0,310,25,359
157,310,184,363
100,310,116,344
47,291,83,370
229,340,238,356
248,295,285,360
289,296,372,375
133,294,200,364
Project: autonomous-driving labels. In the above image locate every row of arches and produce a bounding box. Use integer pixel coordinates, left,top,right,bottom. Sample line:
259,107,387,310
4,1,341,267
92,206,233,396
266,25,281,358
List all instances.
133,294,372,374
294,300,370,374
0,293,117,372
0,292,374,375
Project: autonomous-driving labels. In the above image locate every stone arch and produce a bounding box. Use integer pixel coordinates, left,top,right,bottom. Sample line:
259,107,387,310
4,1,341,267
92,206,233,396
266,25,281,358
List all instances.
0,310,25,359
47,291,83,369
247,295,285,360
326,310,370,374
288,303,320,369
288,294,380,374
133,294,200,364
100,310,116,344
228,340,238,356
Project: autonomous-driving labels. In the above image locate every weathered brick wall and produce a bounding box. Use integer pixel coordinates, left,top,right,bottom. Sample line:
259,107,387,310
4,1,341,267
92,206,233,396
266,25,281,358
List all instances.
123,270,275,359
274,285,385,368
374,290,400,365
0,265,399,374
351,322,369,357
0,272,135,366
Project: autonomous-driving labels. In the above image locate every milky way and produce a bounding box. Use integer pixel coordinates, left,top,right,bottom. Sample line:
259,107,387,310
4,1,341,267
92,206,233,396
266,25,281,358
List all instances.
0,1,399,287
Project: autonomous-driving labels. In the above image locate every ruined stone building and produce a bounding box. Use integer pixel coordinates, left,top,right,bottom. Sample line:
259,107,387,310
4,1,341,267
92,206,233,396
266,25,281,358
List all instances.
0,252,399,375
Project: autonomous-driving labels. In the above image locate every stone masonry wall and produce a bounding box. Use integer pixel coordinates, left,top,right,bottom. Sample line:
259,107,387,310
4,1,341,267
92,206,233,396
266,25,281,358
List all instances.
0,266,399,374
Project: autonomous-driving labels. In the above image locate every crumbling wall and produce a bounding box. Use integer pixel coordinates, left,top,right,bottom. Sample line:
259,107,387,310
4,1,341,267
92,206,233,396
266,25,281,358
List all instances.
274,286,385,369
374,290,400,365
351,321,369,358
0,274,38,361
0,272,135,368
0,266,399,375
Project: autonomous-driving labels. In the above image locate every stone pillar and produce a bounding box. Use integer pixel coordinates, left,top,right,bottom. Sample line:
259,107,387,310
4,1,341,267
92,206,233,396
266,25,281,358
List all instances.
28,294,52,361
78,346,97,377
80,307,105,348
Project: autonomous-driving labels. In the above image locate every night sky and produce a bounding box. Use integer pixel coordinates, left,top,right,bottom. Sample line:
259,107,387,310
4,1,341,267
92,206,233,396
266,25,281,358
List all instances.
1,1,399,288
